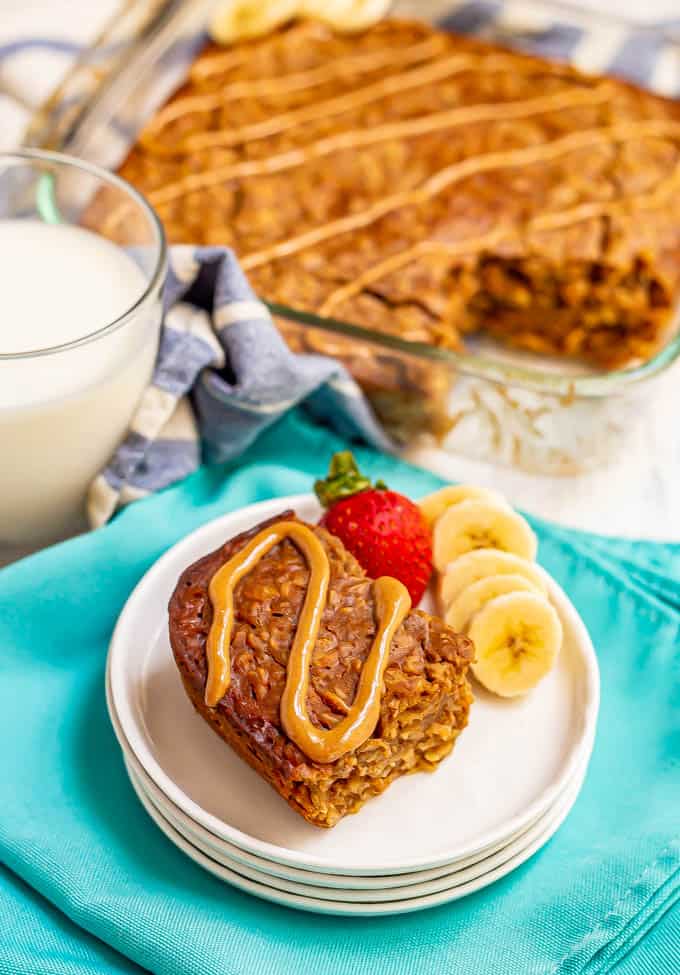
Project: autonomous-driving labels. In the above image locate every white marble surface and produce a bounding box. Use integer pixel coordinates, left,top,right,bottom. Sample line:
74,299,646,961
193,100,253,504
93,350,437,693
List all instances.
568,0,678,22
406,420,680,540
1,0,679,541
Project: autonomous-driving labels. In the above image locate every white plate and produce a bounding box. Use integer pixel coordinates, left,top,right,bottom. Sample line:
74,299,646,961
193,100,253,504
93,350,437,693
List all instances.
107,670,577,889
129,763,586,916
128,756,587,903
108,494,599,875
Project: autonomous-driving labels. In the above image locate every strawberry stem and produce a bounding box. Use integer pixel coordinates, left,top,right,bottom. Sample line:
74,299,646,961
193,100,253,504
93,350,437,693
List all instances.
314,452,386,507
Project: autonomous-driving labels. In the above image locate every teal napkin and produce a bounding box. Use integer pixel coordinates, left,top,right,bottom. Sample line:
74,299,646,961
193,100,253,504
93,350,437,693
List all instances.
1,411,679,975
0,867,139,975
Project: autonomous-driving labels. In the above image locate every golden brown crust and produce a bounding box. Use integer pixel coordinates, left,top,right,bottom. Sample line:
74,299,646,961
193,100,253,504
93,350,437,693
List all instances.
111,18,680,441
168,511,473,827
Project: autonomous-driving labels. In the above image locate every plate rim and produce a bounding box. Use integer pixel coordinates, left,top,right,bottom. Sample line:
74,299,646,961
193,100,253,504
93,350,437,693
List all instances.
128,759,586,917
108,665,593,889
108,492,600,875
127,755,587,903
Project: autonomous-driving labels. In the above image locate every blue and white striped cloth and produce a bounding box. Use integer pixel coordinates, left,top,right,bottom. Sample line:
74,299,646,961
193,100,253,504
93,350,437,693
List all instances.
437,1,680,95
87,247,391,526
2,1,679,526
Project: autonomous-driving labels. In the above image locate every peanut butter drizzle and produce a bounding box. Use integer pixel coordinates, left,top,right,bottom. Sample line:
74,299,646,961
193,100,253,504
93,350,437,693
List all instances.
205,521,411,764
240,119,680,271
195,35,445,86
127,30,680,291
188,21,333,83
148,84,612,206
319,162,680,314
142,50,553,157
154,35,446,128
183,73,604,156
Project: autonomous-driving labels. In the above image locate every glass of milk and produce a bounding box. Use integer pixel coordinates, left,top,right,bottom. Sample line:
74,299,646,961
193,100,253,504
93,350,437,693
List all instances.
0,149,166,557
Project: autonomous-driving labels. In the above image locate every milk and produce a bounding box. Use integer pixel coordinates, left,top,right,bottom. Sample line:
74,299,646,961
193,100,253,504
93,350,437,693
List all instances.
0,220,162,547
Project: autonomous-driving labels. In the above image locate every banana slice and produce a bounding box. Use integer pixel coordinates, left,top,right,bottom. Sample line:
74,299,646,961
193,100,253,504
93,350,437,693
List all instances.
469,591,562,697
433,499,537,571
209,0,298,44
419,484,509,528
301,0,392,32
438,548,548,609
445,573,541,633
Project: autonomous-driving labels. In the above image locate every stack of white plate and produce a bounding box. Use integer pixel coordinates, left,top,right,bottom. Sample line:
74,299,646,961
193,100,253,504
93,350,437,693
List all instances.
106,495,600,916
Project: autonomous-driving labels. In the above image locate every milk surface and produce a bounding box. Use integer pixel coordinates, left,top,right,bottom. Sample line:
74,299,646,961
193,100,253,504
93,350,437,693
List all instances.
0,221,147,355
0,220,162,546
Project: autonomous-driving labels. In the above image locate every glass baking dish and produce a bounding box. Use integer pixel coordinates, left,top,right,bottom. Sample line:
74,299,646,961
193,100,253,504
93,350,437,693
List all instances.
25,0,680,475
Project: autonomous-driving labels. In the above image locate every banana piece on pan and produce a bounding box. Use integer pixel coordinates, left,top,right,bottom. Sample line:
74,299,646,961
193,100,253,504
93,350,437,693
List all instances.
210,0,298,44
301,0,392,31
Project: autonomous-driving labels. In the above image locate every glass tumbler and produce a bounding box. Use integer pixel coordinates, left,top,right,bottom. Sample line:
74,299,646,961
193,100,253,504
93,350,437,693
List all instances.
0,149,166,556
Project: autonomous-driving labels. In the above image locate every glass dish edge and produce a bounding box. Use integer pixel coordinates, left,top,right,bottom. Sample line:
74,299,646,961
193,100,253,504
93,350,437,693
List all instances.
22,0,680,400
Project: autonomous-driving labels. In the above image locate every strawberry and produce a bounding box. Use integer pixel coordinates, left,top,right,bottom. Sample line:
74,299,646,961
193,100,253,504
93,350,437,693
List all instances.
314,452,433,605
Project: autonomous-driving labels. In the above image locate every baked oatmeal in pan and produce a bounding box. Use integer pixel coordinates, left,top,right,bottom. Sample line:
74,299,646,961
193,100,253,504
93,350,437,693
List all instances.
120,17,680,367
168,512,473,827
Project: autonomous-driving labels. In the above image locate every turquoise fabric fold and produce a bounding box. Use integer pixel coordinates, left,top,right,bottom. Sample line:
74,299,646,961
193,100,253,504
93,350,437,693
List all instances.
1,411,679,975
0,866,142,975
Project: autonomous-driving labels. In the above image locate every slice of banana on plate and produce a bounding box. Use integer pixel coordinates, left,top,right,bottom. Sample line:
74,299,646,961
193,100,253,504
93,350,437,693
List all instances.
433,498,537,570
419,484,509,528
445,573,541,633
209,0,298,44
427,482,562,697
438,547,548,609
300,0,392,31
469,591,563,698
